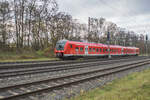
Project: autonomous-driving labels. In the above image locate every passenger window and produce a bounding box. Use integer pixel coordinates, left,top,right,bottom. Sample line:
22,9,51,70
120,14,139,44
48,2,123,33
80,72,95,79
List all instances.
99,48,101,52
109,49,111,52
75,47,79,52
96,48,99,52
103,49,105,52
70,44,72,48
93,48,95,52
80,47,83,52
106,49,108,52
89,48,92,52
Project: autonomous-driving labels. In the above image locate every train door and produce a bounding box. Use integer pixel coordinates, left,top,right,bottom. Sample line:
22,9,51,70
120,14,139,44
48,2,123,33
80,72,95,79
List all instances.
85,46,88,55
121,48,124,55
135,49,136,55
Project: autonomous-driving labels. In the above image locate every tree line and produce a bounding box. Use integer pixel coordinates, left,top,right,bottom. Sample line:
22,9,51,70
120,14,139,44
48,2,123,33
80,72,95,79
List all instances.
0,0,149,55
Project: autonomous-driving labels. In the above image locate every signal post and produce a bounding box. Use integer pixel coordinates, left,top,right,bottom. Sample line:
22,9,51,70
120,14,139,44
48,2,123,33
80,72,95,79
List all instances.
107,31,111,59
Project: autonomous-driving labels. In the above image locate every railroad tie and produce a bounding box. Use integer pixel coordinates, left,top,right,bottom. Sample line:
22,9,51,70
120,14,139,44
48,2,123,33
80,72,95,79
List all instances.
0,95,4,99
29,96,37,100
8,90,19,95
20,87,31,92
37,87,42,90
43,84,51,87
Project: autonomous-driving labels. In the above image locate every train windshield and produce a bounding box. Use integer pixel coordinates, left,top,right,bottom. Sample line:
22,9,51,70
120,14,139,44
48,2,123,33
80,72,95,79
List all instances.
56,40,67,50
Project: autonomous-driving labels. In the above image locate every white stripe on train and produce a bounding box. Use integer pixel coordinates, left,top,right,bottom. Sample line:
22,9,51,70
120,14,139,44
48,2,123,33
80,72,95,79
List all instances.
64,53,136,57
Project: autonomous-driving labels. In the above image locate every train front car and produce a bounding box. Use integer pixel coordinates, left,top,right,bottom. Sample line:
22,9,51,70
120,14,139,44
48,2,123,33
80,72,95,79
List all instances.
55,40,67,59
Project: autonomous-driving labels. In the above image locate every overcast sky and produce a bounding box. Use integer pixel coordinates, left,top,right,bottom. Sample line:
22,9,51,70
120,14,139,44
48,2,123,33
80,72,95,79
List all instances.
57,0,150,35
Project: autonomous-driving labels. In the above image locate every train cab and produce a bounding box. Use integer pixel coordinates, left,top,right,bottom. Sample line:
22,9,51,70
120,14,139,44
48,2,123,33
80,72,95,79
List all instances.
55,40,68,58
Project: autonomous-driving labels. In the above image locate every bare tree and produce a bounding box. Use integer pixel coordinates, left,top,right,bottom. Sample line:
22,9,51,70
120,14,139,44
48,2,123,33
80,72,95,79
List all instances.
0,0,12,48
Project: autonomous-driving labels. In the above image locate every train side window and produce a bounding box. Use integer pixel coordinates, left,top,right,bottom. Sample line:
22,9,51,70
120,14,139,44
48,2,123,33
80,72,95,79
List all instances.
80,47,83,52
112,49,114,52
99,48,101,52
93,48,95,52
70,44,72,48
75,47,79,52
96,48,99,52
103,48,105,52
89,48,92,52
109,49,111,52
106,49,108,52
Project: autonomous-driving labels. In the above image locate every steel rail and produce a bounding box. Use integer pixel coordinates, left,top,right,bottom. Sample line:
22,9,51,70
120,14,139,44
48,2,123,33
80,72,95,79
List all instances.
0,56,144,69
0,57,146,78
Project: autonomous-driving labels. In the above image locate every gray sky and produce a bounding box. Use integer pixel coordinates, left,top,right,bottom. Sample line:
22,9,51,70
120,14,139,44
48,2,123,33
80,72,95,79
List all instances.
57,0,150,35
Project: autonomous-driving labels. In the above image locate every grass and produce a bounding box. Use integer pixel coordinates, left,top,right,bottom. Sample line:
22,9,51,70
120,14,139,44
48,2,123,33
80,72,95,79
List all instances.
71,68,150,100
0,49,58,62
0,58,58,62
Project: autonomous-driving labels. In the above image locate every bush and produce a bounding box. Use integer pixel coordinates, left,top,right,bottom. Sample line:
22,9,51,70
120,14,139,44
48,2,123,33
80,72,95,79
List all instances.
19,55,37,59
0,46,56,61
36,47,55,57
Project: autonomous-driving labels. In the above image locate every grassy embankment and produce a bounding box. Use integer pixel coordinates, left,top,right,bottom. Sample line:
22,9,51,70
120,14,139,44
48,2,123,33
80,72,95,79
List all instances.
71,68,150,100
0,48,58,62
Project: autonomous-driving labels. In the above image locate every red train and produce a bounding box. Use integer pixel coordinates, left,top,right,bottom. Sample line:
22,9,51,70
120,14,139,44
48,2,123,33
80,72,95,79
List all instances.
54,40,139,59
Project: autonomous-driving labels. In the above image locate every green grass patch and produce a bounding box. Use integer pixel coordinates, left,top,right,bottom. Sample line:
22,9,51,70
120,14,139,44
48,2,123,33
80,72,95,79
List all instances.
71,68,150,100
0,48,58,62
0,58,58,62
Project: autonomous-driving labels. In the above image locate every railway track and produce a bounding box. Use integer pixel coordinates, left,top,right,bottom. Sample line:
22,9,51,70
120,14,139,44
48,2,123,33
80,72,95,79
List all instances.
0,58,150,100
0,56,145,69
0,56,138,65
0,57,147,78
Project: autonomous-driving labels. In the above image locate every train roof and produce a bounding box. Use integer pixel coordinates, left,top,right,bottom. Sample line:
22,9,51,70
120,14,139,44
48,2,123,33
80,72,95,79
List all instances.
63,40,138,49
126,46,139,49
67,40,124,48
68,40,104,46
